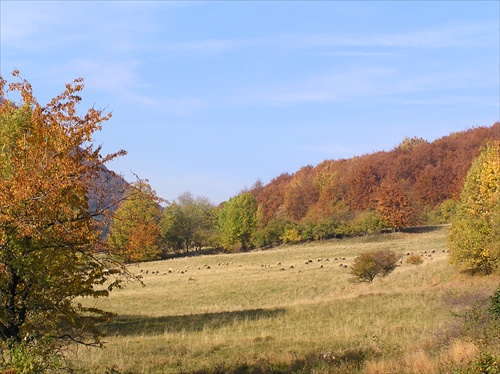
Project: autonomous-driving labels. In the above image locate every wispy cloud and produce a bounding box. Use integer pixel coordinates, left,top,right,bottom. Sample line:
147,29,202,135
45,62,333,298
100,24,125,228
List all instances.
155,22,498,55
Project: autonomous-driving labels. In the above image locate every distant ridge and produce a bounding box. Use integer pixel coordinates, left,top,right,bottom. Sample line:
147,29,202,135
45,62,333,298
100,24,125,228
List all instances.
246,122,500,225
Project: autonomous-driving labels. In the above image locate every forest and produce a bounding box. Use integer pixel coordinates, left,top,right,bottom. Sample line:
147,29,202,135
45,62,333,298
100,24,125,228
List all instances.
108,122,500,261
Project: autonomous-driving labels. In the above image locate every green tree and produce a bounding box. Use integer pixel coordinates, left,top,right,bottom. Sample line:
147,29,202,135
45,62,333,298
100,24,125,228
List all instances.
161,192,218,253
449,141,500,273
0,72,132,370
219,193,257,250
108,181,163,263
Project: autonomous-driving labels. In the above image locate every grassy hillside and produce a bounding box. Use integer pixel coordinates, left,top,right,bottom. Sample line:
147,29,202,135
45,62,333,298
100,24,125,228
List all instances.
70,226,499,373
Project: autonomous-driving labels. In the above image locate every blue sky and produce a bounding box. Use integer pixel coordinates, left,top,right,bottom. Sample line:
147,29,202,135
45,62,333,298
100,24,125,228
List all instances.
1,1,499,204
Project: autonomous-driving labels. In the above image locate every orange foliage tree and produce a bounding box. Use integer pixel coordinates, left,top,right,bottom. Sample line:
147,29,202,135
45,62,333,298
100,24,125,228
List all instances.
0,71,133,369
376,181,414,231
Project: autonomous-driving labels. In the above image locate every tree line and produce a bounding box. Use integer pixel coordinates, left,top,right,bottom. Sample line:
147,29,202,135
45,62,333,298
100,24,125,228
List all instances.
108,122,500,261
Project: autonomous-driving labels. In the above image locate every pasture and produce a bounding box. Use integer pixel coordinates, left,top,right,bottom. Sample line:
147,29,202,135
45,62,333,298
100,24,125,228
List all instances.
70,226,500,373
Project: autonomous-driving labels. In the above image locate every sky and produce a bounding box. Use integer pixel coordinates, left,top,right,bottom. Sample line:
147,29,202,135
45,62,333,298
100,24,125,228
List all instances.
1,1,499,204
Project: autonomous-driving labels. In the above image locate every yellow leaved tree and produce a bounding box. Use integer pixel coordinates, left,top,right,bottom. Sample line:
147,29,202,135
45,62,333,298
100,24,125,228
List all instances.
449,141,500,273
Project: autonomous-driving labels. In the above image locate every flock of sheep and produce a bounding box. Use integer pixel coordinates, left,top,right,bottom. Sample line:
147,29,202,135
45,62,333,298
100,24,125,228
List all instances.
135,255,359,281
134,247,448,282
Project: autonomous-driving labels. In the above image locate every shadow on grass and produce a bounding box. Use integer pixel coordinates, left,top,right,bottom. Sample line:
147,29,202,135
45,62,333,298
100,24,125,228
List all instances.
105,308,286,336
188,349,372,374
401,225,447,234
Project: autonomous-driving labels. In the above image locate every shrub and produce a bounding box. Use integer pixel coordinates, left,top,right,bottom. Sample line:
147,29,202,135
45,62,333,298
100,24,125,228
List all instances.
350,249,400,283
405,254,424,265
489,284,500,318
280,227,302,243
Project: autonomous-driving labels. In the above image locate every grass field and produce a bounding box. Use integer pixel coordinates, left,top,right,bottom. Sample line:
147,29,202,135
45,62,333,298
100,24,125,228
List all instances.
69,226,500,373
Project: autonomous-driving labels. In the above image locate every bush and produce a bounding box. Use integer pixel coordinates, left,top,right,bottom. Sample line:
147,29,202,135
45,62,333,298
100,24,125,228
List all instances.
489,284,500,318
405,254,424,265
350,249,400,283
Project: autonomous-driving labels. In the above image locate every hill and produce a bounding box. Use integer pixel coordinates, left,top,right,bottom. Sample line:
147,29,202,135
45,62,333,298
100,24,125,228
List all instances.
243,123,500,240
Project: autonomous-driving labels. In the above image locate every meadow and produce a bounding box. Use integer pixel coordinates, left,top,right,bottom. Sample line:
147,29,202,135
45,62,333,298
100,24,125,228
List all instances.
69,226,500,373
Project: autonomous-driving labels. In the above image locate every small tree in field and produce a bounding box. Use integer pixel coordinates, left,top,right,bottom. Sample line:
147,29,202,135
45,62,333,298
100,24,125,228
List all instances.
0,72,134,371
350,250,400,283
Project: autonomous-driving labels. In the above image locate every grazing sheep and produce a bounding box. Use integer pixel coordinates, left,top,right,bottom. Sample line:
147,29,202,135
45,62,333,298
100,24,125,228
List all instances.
276,261,282,266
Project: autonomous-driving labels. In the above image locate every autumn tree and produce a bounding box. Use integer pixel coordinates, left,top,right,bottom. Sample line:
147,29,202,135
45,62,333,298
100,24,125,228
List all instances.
449,141,500,273
0,72,132,370
283,165,319,221
218,193,257,250
376,181,414,231
344,154,385,211
161,192,218,253
108,181,163,262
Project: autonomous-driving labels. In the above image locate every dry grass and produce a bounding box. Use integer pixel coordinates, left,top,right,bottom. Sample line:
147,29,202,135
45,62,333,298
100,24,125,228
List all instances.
69,226,500,373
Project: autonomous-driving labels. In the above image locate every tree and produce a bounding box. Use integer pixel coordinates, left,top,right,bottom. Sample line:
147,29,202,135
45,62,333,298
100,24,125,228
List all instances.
449,141,500,273
0,71,133,369
376,181,414,231
161,192,218,253
283,165,319,221
350,250,400,283
107,181,163,262
218,193,257,250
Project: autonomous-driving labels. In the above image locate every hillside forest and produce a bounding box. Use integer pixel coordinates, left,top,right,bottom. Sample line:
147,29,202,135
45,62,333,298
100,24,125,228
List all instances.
108,122,500,261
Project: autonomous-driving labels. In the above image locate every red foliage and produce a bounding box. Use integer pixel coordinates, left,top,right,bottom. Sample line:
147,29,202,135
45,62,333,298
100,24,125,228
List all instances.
252,123,500,226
